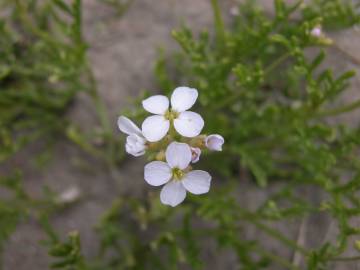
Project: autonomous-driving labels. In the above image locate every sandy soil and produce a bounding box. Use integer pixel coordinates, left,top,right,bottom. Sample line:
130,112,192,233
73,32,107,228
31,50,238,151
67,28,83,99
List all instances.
2,0,360,269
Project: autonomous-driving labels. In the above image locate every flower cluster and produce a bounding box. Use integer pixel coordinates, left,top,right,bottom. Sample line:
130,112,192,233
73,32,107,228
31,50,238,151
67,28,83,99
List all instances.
118,87,224,206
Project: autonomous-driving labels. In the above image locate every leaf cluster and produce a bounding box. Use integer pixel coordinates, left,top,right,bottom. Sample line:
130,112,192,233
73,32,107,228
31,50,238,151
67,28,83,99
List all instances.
152,0,360,268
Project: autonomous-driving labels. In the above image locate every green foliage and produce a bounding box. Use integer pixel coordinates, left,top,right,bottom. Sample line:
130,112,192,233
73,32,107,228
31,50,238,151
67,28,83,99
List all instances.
0,0,117,266
1,0,360,269
152,0,360,268
0,0,120,165
0,0,86,161
95,197,185,269
302,0,360,29
48,231,87,269
0,171,68,267
0,172,28,255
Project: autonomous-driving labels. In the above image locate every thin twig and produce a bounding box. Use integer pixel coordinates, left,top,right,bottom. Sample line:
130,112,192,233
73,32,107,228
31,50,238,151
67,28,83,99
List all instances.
254,246,302,270
329,256,360,261
315,98,360,118
210,0,226,47
237,207,310,256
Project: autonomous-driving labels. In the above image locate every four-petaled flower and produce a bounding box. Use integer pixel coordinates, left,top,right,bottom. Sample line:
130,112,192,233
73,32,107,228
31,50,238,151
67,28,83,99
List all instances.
141,87,204,142
118,116,147,157
144,142,211,207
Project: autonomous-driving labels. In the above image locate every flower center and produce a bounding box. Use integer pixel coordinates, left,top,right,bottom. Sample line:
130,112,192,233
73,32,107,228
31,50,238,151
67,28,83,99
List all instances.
164,109,179,121
172,167,184,181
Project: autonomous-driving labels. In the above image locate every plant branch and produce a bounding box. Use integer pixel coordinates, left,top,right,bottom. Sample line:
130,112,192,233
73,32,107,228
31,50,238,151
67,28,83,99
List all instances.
213,52,292,110
329,256,360,261
315,98,360,118
253,245,302,270
237,207,309,256
85,62,116,166
210,0,225,47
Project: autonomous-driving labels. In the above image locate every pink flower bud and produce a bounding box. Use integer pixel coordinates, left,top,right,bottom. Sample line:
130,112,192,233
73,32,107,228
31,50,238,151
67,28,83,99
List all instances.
191,147,201,163
310,26,322,38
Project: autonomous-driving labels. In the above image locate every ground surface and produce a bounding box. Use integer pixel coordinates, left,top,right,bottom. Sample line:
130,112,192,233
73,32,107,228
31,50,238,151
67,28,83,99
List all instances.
2,0,360,269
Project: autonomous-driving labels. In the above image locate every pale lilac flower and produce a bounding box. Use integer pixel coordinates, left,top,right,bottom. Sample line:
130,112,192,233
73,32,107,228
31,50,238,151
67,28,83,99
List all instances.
310,26,322,38
144,142,211,207
205,134,224,151
190,147,201,163
309,25,333,45
118,116,146,157
141,87,204,142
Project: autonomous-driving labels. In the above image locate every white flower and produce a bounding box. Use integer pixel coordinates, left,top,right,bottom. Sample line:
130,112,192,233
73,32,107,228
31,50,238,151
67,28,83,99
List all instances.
144,142,211,207
205,134,224,151
190,147,201,163
118,116,147,157
141,87,204,142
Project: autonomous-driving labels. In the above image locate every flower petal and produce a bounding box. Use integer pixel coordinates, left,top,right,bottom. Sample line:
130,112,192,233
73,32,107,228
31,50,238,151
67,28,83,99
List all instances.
141,115,170,142
117,116,142,136
170,86,198,112
160,181,186,207
144,161,172,186
182,170,211,195
142,95,169,115
165,142,192,169
205,134,224,151
126,145,145,157
174,111,204,138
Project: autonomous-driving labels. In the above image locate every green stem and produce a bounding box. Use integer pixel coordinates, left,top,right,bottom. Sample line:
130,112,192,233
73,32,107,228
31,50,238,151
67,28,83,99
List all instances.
329,256,360,261
65,129,106,160
86,63,116,166
210,0,225,46
237,208,309,256
263,52,291,75
250,219,308,255
315,98,360,118
87,66,112,135
253,246,302,270
192,227,301,270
